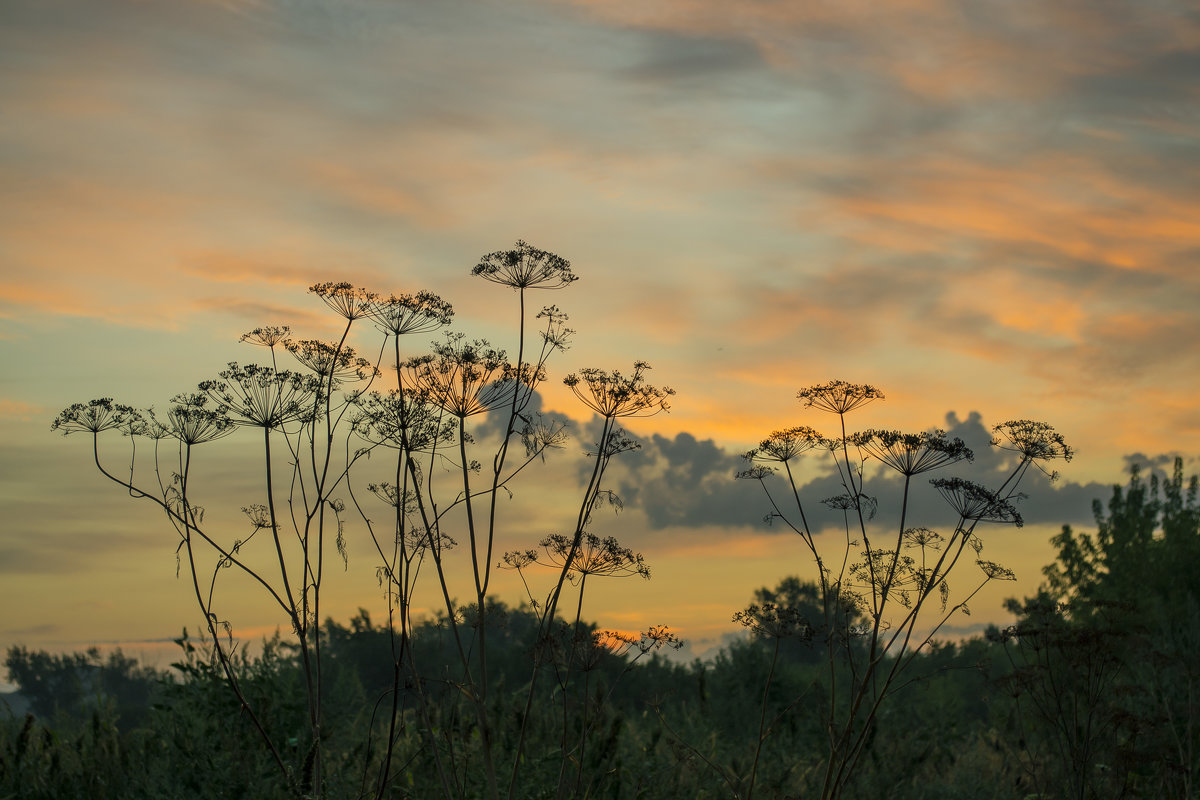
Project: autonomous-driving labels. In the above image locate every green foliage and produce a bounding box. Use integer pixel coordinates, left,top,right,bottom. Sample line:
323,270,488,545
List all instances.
1001,457,1200,799
1046,458,1200,612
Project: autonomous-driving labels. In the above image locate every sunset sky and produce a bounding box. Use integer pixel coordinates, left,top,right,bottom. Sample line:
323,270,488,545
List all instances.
3,0,1200,677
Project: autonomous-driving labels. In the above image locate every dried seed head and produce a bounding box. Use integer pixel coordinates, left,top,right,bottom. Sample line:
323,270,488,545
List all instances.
851,429,973,476
309,282,378,320
991,420,1073,463
750,426,827,464
472,241,577,290
931,477,1024,526
52,399,142,436
564,362,674,419
368,291,453,336
797,380,884,415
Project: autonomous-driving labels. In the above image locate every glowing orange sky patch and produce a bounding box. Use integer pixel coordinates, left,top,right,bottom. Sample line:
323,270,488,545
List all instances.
306,161,451,229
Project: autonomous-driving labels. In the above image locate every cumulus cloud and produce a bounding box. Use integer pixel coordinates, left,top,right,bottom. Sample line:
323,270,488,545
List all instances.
614,431,748,528
609,410,1122,535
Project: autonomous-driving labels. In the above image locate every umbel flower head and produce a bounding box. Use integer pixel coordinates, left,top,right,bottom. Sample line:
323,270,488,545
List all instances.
798,380,884,415
991,420,1073,463
903,527,945,550
406,333,513,418
285,339,377,381
518,413,570,459
564,361,674,419
851,429,973,476
199,363,320,429
368,291,454,336
472,240,577,290
154,393,234,445
239,326,291,349
52,398,141,435
746,426,826,464
536,305,573,351
535,532,651,582
309,282,378,321
351,389,455,452
931,477,1023,526
822,492,879,520
977,559,1016,581
366,483,420,516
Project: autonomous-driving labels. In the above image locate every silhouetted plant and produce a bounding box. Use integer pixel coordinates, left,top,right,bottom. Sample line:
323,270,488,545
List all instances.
53,241,682,800
498,360,674,799
738,381,1070,799
471,239,578,291
339,243,612,800
55,279,400,794
503,531,661,796
732,601,813,800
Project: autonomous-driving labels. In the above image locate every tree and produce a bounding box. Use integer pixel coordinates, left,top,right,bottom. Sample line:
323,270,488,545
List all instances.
4,646,162,728
1001,457,1200,798
1045,458,1200,612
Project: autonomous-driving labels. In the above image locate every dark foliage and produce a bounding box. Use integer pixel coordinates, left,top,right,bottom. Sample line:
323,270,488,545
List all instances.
997,457,1200,799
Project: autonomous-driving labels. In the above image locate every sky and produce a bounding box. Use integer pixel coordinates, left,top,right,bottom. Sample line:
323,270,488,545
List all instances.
2,0,1200,677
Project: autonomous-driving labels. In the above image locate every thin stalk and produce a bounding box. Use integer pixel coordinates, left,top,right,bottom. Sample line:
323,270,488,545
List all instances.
747,636,781,800
508,417,614,798
177,441,293,788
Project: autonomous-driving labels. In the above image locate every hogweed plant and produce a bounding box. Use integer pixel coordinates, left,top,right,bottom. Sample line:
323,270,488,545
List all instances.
503,531,665,798
363,242,583,800
53,242,676,800
501,361,677,799
350,247,675,800
738,381,1072,799
54,310,379,796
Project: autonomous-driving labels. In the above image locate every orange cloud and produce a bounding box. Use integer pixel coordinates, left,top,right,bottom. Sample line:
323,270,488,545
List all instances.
304,161,455,229
178,248,393,291
799,150,1200,284
944,269,1087,343
0,399,42,422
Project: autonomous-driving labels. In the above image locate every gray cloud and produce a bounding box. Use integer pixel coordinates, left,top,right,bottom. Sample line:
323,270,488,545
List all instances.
609,411,1130,536
621,29,766,86
469,387,579,448
1068,42,1200,123
615,431,748,529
